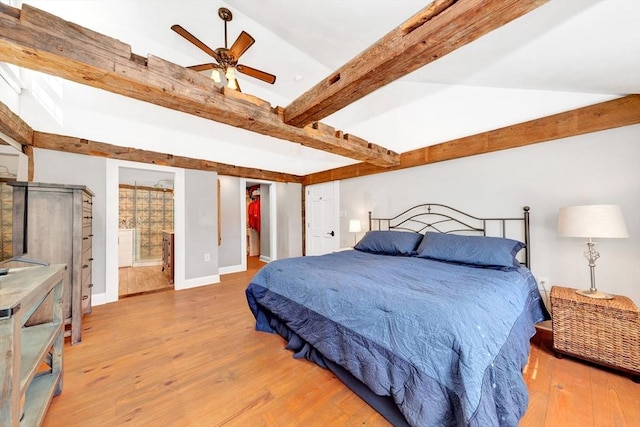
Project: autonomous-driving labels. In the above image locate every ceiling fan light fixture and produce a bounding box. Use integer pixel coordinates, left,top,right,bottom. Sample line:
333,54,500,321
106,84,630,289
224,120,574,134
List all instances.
172,7,275,93
210,69,222,83
227,76,238,90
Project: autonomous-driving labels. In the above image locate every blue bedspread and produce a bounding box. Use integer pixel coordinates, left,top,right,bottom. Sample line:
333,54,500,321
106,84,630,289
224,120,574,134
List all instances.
246,250,547,426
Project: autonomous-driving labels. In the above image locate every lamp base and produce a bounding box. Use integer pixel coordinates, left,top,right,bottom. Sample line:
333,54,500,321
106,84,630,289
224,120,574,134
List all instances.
575,289,614,300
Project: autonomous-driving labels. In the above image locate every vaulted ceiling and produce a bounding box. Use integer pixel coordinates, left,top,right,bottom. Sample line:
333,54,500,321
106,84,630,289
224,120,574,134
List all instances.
2,0,640,178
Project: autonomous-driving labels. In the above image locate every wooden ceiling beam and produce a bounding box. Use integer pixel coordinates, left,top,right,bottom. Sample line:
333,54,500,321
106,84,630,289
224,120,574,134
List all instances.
0,100,33,146
31,132,303,183
0,98,302,183
284,0,548,127
0,4,399,167
302,95,640,185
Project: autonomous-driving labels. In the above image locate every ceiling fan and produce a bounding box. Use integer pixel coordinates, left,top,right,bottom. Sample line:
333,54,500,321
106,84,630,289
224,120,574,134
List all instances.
171,7,276,92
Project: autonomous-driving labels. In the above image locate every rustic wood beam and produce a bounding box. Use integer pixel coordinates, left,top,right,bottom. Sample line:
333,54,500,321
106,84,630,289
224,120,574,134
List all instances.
0,4,399,167
0,99,33,146
23,144,34,181
0,97,301,182
32,132,303,184
0,100,34,178
302,95,640,185
284,0,548,127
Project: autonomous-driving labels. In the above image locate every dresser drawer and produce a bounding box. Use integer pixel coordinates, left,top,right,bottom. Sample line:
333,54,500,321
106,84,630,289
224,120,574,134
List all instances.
82,225,92,252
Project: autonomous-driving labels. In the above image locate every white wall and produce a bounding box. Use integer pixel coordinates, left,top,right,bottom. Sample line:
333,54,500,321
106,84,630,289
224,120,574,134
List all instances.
184,169,219,285
218,175,242,270
339,125,640,305
276,182,303,259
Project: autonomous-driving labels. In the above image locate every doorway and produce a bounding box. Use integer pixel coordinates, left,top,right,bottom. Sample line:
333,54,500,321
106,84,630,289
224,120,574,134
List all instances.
246,183,261,259
118,168,175,297
236,178,277,272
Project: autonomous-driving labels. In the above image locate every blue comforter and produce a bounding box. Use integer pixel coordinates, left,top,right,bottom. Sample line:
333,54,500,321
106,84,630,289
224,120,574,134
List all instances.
246,250,547,426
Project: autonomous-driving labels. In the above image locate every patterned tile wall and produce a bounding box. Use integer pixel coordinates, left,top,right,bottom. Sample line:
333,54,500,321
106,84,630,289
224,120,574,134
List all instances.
0,182,12,260
119,186,174,261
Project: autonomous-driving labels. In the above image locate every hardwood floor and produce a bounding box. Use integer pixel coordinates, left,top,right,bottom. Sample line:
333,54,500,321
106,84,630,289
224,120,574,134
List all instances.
118,264,172,297
43,259,639,426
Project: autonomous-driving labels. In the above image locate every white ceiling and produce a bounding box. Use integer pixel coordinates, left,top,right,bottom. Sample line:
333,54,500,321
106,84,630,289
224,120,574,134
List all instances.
13,0,640,176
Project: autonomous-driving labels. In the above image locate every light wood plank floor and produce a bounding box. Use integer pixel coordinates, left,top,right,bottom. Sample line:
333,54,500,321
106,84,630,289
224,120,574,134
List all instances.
118,265,172,297
44,259,639,426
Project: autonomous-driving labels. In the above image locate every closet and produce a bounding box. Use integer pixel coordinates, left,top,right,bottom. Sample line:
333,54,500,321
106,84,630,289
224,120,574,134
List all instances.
247,185,260,257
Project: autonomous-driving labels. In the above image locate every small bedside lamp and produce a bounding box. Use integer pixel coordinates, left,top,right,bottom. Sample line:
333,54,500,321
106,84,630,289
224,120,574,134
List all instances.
557,204,628,299
349,219,361,246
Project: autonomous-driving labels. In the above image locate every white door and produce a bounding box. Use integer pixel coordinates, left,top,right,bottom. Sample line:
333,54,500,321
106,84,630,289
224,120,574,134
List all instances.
306,182,339,256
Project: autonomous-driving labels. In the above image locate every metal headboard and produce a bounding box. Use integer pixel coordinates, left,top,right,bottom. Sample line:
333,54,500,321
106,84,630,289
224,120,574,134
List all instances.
369,204,531,269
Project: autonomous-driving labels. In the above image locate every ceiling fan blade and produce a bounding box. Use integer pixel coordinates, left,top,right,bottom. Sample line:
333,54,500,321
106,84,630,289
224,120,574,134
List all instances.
237,64,276,84
187,63,220,72
229,31,255,60
171,24,221,62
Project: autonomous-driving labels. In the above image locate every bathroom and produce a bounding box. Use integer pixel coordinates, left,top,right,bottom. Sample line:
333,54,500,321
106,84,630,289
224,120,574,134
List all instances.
118,167,174,296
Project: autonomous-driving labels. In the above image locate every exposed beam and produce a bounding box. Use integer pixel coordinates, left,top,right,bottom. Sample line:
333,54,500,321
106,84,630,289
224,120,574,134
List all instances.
284,0,548,127
0,99,33,146
0,97,302,182
302,95,640,185
0,4,399,167
31,132,302,184
0,100,34,178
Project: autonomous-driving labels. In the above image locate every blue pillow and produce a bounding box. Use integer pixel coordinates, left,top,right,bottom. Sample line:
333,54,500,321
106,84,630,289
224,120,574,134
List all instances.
354,230,423,256
415,232,525,269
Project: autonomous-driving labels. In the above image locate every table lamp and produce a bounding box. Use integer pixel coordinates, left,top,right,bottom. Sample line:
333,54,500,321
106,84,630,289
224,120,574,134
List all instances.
557,204,628,299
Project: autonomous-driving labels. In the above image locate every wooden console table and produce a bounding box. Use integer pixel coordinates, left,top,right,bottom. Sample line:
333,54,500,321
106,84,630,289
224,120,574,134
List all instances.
0,264,66,426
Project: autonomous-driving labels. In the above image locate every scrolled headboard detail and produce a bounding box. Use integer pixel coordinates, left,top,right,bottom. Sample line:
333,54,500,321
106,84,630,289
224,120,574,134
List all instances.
369,204,531,269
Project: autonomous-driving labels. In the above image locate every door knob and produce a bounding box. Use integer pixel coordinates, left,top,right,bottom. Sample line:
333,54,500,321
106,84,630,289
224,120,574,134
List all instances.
327,230,335,237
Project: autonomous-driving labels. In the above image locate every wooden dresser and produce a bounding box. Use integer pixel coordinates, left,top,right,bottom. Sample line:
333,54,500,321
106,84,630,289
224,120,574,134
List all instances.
162,230,174,284
10,182,94,345
0,264,66,426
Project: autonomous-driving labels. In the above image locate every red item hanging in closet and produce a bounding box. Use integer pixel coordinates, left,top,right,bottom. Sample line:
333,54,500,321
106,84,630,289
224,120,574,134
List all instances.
248,198,260,233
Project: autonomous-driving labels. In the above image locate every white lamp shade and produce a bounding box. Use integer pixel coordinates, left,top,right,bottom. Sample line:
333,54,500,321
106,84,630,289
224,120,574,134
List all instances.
210,69,221,83
348,219,362,233
557,204,628,238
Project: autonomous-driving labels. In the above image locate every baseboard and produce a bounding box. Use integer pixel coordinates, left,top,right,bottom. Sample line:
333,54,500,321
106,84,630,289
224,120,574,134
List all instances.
259,255,271,263
178,274,220,290
91,292,110,306
219,264,244,275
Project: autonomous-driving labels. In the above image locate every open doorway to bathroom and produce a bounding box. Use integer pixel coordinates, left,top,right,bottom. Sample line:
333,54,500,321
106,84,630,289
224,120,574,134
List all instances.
118,167,175,297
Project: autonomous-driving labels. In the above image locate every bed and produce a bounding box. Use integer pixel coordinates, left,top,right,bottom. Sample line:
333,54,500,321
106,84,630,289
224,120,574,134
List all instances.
246,204,549,426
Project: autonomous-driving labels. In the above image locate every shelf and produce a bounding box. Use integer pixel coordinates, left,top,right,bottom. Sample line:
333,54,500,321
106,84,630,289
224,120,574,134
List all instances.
20,372,61,427
1,264,66,426
20,323,62,393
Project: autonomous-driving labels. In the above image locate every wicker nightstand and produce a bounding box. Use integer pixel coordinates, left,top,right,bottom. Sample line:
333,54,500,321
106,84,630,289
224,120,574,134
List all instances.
550,286,640,381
